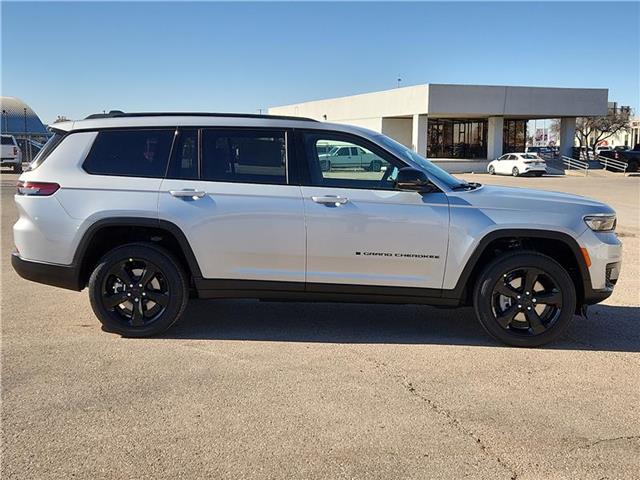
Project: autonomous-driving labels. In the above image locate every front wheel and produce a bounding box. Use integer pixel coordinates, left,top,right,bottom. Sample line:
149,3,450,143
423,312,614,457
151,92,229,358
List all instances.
369,160,383,172
512,167,520,177
473,251,576,347
488,165,495,175
88,243,189,337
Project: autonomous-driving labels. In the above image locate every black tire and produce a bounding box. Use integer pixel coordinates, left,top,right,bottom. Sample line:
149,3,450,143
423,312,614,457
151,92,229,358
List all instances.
627,160,638,173
13,163,22,173
473,251,577,347
369,160,383,172
512,167,520,177
534,171,543,177
88,243,189,337
488,165,495,175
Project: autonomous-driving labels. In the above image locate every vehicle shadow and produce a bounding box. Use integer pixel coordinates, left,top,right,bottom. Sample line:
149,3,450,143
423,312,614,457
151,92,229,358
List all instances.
161,300,640,352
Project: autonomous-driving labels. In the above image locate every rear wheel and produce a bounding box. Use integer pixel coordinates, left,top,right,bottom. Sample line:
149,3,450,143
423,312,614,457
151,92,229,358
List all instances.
512,167,520,177
534,171,543,177
88,243,188,337
369,160,383,172
627,160,638,173
488,165,495,175
473,251,576,347
13,163,22,173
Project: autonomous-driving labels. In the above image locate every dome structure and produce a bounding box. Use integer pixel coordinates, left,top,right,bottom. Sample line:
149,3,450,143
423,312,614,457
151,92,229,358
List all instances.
0,97,48,135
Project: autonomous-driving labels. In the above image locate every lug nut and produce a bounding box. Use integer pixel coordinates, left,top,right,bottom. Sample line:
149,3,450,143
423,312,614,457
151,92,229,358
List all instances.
517,295,521,299
518,304,522,309
134,298,139,302
127,293,131,297
532,298,537,303
142,292,146,296
525,291,530,295
527,306,532,310
138,284,142,288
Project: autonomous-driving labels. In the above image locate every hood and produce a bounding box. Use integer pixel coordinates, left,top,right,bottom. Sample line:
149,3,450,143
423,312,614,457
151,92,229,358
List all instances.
448,184,615,235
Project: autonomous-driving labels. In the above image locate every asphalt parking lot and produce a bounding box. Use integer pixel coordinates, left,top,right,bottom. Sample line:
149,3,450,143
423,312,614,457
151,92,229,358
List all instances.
2,171,639,479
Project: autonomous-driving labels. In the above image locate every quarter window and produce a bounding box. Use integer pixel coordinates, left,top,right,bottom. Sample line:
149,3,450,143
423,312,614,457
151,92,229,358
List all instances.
83,129,174,178
201,129,286,184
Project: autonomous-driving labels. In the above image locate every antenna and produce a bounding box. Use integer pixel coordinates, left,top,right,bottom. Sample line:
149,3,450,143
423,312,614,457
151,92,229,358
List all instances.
397,76,402,88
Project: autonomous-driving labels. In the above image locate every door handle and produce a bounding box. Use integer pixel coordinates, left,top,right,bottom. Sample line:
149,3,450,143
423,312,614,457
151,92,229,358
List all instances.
170,189,206,199
311,195,349,206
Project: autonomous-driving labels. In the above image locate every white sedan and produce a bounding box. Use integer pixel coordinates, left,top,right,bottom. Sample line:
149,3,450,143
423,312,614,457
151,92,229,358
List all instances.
487,153,547,177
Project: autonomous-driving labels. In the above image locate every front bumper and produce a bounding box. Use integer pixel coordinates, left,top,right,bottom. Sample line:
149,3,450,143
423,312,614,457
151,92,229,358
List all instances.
578,229,622,305
11,253,82,291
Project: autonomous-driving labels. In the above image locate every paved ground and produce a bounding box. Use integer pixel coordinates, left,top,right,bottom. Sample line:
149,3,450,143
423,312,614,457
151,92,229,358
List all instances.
2,171,639,479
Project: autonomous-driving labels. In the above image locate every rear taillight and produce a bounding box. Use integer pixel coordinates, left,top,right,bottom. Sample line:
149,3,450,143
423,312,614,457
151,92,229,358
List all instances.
16,181,60,196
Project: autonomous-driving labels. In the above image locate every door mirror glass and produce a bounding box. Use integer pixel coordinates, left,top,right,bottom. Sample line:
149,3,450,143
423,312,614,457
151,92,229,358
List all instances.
394,167,435,192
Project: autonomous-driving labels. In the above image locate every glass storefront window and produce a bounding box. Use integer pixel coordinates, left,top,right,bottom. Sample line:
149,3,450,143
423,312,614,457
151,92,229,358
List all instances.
503,120,528,153
427,119,487,159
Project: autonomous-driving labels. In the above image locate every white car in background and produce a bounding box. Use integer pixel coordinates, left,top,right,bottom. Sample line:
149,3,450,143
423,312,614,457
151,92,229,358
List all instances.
488,153,547,177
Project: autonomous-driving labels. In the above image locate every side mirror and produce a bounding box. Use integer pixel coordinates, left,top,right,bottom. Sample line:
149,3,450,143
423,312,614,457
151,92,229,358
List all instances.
394,167,436,193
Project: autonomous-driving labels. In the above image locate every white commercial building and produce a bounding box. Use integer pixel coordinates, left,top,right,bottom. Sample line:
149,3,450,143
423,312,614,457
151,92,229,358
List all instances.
269,84,609,160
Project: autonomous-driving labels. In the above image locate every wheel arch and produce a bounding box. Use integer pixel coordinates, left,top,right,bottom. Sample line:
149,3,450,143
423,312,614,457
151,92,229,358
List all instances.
74,218,202,289
447,229,591,308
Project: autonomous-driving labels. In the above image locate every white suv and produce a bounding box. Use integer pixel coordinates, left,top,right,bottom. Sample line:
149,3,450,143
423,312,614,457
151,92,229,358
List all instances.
12,112,622,347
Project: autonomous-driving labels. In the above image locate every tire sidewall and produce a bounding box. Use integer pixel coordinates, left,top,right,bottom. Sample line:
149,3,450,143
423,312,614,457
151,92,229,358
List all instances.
88,243,188,337
473,252,577,347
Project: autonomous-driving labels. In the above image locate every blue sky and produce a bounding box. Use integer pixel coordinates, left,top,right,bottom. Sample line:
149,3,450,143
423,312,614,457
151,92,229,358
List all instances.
2,1,639,123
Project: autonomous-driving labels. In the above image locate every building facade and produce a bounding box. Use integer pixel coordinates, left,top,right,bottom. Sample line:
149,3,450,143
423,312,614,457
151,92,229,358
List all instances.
269,84,609,160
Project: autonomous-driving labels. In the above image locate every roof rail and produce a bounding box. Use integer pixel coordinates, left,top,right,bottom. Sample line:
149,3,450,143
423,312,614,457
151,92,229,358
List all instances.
83,110,318,122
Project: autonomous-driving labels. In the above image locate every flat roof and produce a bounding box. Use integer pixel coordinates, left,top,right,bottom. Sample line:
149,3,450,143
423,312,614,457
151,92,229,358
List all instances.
269,83,609,120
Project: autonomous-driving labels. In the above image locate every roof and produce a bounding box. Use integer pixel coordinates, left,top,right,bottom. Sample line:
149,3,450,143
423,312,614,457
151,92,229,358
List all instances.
0,97,48,135
51,112,372,138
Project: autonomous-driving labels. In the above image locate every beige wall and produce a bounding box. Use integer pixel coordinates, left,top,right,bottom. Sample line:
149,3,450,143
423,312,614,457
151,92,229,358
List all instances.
381,118,412,147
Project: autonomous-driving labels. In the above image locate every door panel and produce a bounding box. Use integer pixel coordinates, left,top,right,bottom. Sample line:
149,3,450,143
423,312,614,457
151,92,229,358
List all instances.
302,187,449,288
159,127,305,283
159,180,305,282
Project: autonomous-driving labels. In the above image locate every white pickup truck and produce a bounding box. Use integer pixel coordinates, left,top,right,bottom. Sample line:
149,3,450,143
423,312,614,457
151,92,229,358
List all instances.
1,135,22,173
318,144,384,172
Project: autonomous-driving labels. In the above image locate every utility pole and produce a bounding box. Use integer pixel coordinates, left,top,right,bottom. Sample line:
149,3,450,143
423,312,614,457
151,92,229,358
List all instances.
397,76,402,88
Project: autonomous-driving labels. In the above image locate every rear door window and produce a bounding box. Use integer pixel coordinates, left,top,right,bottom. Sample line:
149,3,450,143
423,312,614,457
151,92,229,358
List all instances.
201,129,287,184
83,129,174,177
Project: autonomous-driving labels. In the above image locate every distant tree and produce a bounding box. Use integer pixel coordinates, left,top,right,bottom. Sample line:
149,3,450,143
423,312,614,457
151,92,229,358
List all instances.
53,115,69,123
575,110,631,158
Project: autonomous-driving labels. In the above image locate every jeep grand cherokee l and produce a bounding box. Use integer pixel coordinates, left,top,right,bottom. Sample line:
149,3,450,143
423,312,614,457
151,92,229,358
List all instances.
12,112,622,347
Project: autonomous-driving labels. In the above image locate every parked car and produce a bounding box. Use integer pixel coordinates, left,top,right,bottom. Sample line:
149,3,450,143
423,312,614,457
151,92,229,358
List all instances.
318,144,384,172
487,153,547,177
598,147,640,172
1,134,22,172
12,112,621,347
595,146,614,157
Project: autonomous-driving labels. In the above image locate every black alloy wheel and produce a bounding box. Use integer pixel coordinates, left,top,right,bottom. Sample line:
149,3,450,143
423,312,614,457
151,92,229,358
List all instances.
89,243,188,337
473,251,577,347
102,257,170,327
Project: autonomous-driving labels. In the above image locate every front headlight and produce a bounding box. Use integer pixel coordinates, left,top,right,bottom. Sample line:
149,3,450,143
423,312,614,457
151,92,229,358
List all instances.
584,214,616,231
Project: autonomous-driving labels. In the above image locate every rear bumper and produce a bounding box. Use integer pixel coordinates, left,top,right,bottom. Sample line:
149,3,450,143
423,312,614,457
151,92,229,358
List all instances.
11,253,82,291
1,158,20,165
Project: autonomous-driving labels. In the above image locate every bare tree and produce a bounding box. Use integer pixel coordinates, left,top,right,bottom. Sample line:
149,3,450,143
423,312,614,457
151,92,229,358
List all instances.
53,115,70,123
575,110,630,158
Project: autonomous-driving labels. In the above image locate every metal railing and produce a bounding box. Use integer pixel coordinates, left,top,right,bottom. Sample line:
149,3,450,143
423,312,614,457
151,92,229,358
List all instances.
562,155,589,175
597,155,628,173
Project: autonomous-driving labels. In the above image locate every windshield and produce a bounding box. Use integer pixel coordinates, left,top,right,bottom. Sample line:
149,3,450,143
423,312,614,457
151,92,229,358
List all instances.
374,134,465,189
